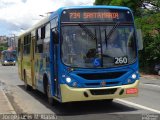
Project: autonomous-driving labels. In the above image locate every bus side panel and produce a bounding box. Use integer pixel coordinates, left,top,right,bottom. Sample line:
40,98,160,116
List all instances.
34,53,44,92
23,54,32,86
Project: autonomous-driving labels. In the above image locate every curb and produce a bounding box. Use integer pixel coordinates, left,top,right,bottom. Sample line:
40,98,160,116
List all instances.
1,90,16,114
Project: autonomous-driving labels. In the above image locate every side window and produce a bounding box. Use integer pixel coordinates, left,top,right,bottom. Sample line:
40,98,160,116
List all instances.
51,17,58,44
52,27,58,44
23,34,31,55
45,23,50,38
44,23,50,53
36,27,44,53
41,26,45,39
51,18,58,29
23,36,27,54
38,28,41,39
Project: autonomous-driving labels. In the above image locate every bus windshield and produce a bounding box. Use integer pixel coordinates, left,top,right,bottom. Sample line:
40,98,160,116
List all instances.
61,8,136,68
2,51,17,60
61,24,136,68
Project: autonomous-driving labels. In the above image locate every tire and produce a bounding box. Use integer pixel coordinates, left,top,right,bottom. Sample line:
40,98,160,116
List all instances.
46,83,54,105
24,71,31,91
46,82,58,106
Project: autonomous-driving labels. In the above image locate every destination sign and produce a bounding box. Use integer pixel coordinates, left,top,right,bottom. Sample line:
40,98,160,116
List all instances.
69,12,119,19
61,9,133,22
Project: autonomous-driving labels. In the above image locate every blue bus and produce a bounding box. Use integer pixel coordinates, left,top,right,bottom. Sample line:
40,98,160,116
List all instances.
18,6,143,104
1,50,17,66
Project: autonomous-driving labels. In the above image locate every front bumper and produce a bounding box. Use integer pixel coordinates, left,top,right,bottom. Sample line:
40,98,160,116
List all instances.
2,62,16,65
60,80,139,103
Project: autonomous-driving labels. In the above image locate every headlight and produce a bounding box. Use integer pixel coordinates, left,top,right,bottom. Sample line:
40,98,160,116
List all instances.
13,61,16,63
64,75,80,88
66,77,72,83
123,73,138,85
4,61,8,63
131,74,137,79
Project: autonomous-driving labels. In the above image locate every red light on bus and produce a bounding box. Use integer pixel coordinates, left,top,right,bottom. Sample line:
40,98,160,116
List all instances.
126,88,138,94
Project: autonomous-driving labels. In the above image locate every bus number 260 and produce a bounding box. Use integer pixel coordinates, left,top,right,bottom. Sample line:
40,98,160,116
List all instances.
114,56,128,65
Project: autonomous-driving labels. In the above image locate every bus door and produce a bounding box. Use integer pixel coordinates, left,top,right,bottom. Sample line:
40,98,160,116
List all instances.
31,36,36,89
51,28,59,98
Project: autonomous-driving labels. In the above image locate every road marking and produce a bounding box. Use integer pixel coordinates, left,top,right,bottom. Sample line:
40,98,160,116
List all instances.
140,83,160,88
116,99,160,114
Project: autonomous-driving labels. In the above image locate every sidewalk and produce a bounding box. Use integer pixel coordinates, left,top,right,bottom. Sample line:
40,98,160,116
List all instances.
140,74,160,80
0,88,16,114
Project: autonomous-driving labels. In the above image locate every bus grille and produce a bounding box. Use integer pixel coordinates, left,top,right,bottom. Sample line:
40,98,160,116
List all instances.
77,71,126,80
85,82,120,87
90,88,117,95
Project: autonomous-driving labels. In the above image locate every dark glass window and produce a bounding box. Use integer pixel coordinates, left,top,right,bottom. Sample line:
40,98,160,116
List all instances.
36,27,44,53
23,34,31,55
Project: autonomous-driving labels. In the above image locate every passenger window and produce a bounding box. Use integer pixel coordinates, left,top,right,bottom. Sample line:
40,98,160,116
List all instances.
51,18,58,29
45,23,50,38
36,27,44,53
23,34,31,55
41,26,45,39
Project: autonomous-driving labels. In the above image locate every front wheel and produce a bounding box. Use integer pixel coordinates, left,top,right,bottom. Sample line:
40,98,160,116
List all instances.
46,83,58,106
46,84,53,105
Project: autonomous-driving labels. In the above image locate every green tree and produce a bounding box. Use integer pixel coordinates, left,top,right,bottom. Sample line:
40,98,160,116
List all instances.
94,0,143,15
136,13,160,72
94,0,111,5
0,46,4,51
94,0,160,73
94,0,159,16
0,43,8,51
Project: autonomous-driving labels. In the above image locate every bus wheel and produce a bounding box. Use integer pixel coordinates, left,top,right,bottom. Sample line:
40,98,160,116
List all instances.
24,71,31,91
46,83,54,105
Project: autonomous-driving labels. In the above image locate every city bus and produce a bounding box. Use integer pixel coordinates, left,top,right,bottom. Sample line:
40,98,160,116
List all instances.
18,6,143,104
1,50,17,66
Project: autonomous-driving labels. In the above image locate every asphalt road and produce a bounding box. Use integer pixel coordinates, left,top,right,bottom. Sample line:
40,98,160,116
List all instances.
0,65,160,120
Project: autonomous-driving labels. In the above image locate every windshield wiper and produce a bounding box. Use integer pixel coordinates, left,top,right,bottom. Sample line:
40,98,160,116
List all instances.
104,22,120,48
79,23,97,41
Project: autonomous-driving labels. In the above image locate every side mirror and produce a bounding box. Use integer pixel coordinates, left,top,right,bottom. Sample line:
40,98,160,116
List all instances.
136,29,143,50
52,30,58,44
